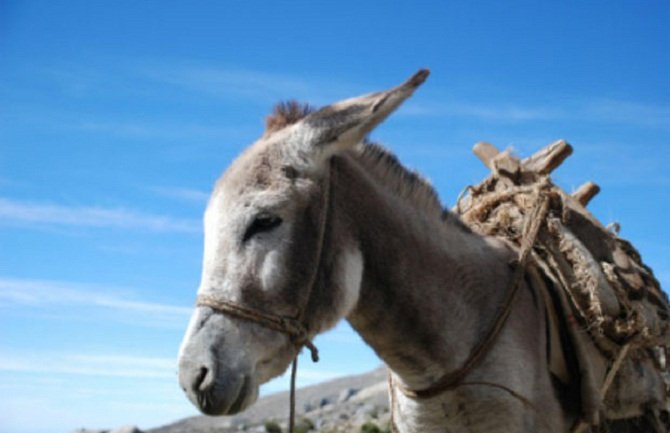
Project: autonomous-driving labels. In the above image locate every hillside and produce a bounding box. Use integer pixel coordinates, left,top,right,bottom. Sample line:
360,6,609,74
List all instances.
75,367,391,433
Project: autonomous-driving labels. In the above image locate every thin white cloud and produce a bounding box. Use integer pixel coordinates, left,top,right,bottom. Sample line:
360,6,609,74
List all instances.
0,378,195,433
401,101,562,122
0,277,191,321
452,104,560,121
0,350,175,379
0,347,347,392
0,197,200,233
148,186,210,204
582,99,670,128
139,63,365,106
74,119,249,140
401,98,669,127
564,141,670,187
146,66,310,100
27,60,670,129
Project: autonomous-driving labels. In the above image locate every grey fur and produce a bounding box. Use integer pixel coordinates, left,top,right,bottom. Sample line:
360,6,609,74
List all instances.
178,71,570,432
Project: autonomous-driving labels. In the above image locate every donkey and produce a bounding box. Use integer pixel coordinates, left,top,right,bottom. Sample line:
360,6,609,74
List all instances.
178,70,573,432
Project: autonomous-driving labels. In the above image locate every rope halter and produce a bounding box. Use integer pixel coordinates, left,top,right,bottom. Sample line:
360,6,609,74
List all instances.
196,294,319,362
193,162,333,433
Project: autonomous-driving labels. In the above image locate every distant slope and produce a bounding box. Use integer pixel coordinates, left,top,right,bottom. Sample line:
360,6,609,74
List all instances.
149,367,390,433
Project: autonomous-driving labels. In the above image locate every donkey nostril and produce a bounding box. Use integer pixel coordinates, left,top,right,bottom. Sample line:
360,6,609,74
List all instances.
194,366,212,392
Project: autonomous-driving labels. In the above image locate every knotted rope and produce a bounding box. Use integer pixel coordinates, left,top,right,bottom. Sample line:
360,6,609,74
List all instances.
196,295,319,362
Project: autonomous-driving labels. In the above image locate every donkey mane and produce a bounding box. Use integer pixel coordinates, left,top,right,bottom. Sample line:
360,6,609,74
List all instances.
265,100,315,133
266,100,470,232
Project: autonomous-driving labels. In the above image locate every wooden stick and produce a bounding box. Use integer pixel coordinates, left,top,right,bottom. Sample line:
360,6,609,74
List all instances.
473,142,500,169
571,419,589,433
523,139,573,175
572,181,600,206
572,343,633,432
600,343,631,399
492,150,520,178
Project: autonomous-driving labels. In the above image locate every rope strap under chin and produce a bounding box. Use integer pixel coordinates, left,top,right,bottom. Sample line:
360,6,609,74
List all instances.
196,294,319,433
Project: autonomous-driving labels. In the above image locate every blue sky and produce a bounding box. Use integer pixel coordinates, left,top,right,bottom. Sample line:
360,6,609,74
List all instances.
1,1,668,432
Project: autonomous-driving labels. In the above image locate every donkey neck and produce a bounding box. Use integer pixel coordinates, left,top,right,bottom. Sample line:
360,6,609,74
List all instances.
333,152,516,391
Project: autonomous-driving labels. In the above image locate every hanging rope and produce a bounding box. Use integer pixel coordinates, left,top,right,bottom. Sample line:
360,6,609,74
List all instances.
396,188,550,400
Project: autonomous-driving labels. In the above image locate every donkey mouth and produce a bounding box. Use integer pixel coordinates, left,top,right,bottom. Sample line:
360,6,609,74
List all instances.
226,375,254,414
196,374,254,416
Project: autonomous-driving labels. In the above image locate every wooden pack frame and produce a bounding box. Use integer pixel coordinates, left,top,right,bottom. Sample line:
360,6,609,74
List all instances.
455,140,670,429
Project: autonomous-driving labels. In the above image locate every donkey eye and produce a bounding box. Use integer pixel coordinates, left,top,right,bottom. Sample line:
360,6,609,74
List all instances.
242,214,283,243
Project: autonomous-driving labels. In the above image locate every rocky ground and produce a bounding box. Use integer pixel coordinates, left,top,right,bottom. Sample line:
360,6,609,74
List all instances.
72,367,392,433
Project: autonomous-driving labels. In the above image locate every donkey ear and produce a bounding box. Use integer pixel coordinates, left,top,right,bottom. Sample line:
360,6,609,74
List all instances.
291,69,430,165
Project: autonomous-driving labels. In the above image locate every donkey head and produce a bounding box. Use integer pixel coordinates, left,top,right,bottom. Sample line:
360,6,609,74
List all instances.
178,70,428,416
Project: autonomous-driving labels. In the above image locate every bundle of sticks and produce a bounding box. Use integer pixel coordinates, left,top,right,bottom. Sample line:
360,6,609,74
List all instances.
456,140,670,429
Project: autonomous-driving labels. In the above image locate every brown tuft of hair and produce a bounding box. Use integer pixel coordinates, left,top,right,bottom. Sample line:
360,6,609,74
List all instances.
265,100,315,133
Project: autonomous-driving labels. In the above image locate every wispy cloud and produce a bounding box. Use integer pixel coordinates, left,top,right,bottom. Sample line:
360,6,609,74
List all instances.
28,60,670,130
0,350,175,379
404,97,670,128
144,66,309,101
20,60,670,130
581,99,670,128
148,186,210,204
0,277,191,324
562,141,670,187
400,101,563,122
0,367,195,433
139,63,363,106
0,197,200,233
73,119,251,141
